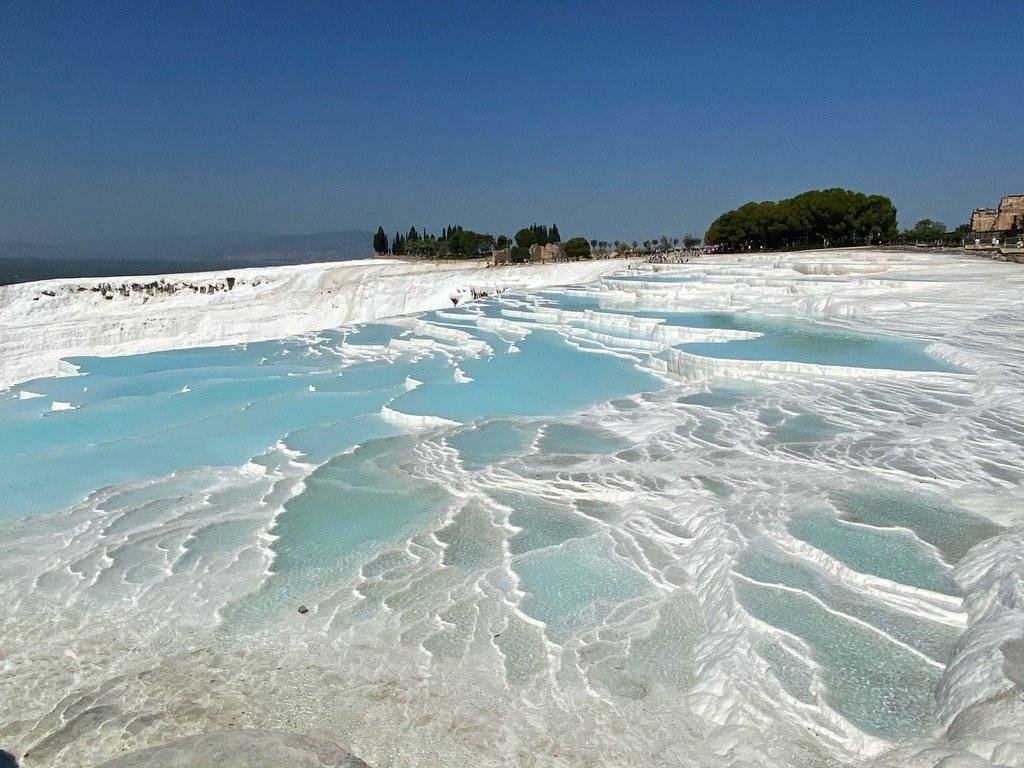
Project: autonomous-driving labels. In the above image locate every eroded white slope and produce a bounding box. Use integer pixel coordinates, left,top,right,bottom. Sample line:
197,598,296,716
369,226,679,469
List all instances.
0,257,633,389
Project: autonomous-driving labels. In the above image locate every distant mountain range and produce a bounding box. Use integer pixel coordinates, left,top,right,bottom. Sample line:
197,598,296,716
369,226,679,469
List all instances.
0,229,375,284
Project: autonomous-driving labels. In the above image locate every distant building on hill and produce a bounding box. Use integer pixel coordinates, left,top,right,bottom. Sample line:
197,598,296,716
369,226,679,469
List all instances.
528,243,565,263
971,195,1024,233
966,194,1024,261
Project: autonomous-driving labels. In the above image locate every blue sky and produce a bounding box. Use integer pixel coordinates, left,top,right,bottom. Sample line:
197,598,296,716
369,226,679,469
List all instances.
1,1,1021,244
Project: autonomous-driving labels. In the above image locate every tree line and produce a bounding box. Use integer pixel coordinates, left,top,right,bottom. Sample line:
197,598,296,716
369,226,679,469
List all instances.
894,219,971,245
374,223,709,260
589,234,703,255
374,222,575,260
704,188,898,251
375,189,971,260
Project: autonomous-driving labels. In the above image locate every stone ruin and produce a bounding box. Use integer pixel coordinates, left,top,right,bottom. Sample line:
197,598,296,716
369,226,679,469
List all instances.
971,195,1024,233
527,243,565,263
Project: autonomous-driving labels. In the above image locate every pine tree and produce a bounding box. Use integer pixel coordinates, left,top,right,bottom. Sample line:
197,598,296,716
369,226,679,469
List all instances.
373,226,388,254
515,228,536,249
550,223,561,243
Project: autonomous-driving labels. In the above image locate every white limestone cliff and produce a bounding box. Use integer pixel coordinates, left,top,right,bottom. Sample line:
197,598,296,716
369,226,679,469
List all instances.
0,257,634,390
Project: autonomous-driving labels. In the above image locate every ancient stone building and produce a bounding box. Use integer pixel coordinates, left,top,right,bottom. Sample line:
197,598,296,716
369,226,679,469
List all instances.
971,195,1024,232
527,243,565,263
543,243,565,262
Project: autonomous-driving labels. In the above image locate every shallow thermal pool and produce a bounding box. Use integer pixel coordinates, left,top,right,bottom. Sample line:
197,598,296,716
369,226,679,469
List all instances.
678,316,965,372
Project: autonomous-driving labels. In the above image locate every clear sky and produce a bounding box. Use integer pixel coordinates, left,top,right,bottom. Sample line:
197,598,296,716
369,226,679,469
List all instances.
2,0,1021,245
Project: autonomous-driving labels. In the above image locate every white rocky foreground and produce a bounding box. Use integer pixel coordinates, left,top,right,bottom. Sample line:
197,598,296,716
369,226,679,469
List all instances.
3,249,1023,768
0,257,633,390
93,729,370,768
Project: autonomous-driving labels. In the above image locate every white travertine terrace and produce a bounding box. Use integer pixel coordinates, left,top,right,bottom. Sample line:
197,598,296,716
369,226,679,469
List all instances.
0,257,634,390
2,248,1023,768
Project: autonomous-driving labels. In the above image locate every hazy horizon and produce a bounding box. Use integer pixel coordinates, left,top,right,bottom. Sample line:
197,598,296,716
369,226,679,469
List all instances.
0,228,376,284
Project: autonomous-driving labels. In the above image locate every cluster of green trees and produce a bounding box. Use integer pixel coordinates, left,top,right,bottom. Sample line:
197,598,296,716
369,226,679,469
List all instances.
374,192,974,261
592,234,703,255
893,219,973,245
375,225,492,258
704,189,898,251
507,223,567,261
563,237,591,260
434,225,494,258
509,231,702,261
901,219,947,241
375,222,577,261
518,223,560,246
379,223,701,259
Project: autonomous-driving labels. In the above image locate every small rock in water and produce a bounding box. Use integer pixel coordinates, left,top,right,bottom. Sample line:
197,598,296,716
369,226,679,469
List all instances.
297,605,309,614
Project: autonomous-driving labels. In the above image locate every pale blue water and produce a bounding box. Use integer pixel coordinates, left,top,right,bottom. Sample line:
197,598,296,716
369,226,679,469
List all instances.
735,546,960,664
390,329,659,423
446,420,536,470
490,490,598,556
515,533,653,642
537,422,627,454
534,290,606,312
0,347,448,518
787,512,959,595
552,299,961,379
631,309,743,329
676,385,754,409
681,318,964,373
224,435,451,627
768,412,848,444
342,323,406,346
0,263,1007,757
830,486,1003,562
734,578,942,740
603,273,700,283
